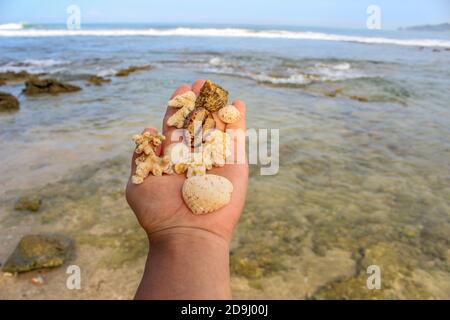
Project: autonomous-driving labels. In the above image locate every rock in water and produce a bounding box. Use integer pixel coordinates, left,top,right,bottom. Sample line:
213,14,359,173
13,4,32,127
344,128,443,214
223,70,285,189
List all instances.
115,65,152,77
0,92,19,111
0,71,33,84
1,234,74,273
22,78,81,95
86,75,111,86
14,196,42,212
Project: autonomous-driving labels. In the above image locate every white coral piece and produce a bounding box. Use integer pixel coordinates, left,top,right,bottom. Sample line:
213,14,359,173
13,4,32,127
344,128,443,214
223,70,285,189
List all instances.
202,129,231,168
167,91,196,108
166,130,231,178
131,131,172,184
167,103,195,128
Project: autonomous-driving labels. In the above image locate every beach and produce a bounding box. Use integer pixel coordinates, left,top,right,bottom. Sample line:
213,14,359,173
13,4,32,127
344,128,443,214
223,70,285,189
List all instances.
0,24,450,299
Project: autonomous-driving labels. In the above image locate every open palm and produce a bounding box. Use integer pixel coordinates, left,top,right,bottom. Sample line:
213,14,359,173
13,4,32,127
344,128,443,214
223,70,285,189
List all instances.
126,80,248,242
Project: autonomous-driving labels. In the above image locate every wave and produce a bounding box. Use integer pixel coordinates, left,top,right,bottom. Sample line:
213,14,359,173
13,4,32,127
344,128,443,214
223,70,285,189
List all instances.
0,23,25,30
0,27,449,48
0,59,66,73
199,57,369,86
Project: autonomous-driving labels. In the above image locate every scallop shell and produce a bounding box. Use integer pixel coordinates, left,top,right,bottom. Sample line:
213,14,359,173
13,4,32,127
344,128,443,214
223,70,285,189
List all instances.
218,104,241,124
182,174,233,214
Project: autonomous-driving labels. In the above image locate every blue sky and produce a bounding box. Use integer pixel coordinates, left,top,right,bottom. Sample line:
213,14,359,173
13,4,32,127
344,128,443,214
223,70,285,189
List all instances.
0,0,449,29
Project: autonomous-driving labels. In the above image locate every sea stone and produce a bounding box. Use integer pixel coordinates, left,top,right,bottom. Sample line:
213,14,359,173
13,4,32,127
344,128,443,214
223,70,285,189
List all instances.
195,80,228,112
0,92,19,111
14,196,42,212
115,65,152,77
23,78,81,95
1,234,74,273
86,75,111,86
0,71,32,84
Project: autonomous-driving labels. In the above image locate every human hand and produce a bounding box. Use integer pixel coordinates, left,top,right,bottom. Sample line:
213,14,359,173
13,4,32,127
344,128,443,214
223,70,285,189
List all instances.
126,80,248,245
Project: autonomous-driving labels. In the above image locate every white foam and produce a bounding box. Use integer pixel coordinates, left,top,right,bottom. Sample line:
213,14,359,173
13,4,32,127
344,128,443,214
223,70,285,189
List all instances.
0,27,449,48
0,23,24,30
0,59,66,73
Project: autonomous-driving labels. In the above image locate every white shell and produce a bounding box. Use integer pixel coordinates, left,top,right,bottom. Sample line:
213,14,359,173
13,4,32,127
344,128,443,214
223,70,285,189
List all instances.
218,104,241,124
182,174,233,214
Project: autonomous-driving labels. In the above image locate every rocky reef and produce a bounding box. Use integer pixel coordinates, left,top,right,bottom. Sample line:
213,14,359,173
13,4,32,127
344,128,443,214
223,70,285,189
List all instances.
86,75,111,86
1,234,74,273
0,92,19,112
115,65,152,77
14,196,42,212
23,78,81,95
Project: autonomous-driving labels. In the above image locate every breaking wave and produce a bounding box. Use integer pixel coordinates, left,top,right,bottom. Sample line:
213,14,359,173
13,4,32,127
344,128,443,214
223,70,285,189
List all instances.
0,23,26,30
200,57,369,86
0,27,449,48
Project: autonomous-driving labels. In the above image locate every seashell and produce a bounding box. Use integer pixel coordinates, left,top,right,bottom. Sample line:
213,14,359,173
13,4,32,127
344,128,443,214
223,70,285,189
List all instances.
195,80,228,112
184,107,215,146
167,91,196,109
218,104,241,124
182,174,233,214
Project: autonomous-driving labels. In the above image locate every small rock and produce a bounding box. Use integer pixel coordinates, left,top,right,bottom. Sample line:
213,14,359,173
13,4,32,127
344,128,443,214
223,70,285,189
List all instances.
22,78,81,95
115,65,152,77
1,234,74,273
0,92,19,112
0,71,33,84
86,75,111,86
14,196,42,212
31,275,46,285
349,95,369,102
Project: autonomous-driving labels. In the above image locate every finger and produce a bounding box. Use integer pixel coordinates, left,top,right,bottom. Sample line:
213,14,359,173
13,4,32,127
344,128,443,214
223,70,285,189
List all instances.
212,112,226,132
161,84,191,154
130,127,160,176
225,100,247,165
191,79,206,96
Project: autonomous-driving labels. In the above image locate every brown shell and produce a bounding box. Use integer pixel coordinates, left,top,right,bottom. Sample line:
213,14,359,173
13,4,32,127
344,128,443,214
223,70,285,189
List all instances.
183,107,216,146
194,80,228,112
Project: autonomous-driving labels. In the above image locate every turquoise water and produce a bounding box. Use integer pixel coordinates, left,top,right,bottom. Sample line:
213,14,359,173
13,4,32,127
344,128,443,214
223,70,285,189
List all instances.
0,24,449,299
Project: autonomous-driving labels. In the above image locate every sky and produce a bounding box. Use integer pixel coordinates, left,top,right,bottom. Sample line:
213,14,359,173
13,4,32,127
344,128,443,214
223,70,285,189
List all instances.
0,0,449,29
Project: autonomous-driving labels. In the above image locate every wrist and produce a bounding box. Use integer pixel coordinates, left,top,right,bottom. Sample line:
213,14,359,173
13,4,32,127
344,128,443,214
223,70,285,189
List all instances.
137,227,232,299
147,226,230,252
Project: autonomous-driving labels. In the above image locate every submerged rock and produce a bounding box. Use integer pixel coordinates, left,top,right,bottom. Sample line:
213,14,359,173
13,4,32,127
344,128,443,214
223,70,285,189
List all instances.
0,71,33,84
22,78,81,95
86,75,111,86
1,234,74,273
14,196,42,212
0,92,20,111
115,65,152,77
349,95,369,102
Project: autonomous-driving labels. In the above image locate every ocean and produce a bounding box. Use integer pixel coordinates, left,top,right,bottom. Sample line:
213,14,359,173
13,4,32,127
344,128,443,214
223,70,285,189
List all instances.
0,23,449,299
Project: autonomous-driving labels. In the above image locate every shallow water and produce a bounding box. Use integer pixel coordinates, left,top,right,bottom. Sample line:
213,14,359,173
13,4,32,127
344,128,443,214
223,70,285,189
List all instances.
1,25,450,299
